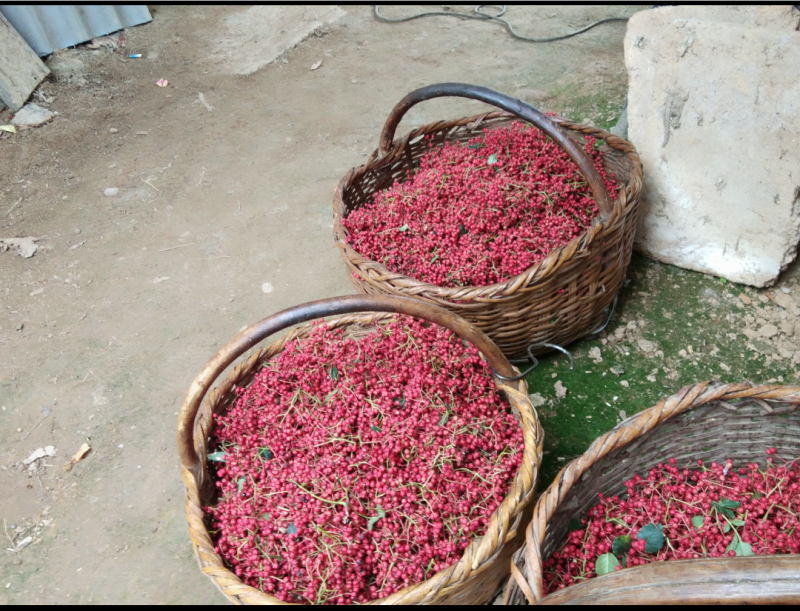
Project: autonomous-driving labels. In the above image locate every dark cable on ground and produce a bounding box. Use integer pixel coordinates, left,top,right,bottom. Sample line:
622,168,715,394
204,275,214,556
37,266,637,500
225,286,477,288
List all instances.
374,5,629,43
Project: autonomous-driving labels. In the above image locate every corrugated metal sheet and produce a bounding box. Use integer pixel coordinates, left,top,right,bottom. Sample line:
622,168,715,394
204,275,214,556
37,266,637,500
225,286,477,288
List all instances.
0,5,151,56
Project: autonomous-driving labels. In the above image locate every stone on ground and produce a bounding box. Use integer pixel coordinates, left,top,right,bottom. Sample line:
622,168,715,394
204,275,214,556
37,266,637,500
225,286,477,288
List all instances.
46,55,86,80
625,6,800,287
0,236,38,258
12,103,55,127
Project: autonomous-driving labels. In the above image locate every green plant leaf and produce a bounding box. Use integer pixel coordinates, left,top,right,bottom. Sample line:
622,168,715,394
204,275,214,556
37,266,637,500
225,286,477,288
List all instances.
459,224,467,236
207,451,227,462
731,519,745,527
368,508,384,531
397,224,409,232
329,365,339,380
261,513,270,520
487,153,498,165
691,515,705,529
287,523,298,535
258,447,273,460
237,477,245,493
723,522,731,534
712,498,740,519
371,425,381,433
637,523,666,554
595,553,620,576
438,411,450,426
612,534,632,557
593,139,605,149
567,518,582,532
725,537,754,557
606,517,630,528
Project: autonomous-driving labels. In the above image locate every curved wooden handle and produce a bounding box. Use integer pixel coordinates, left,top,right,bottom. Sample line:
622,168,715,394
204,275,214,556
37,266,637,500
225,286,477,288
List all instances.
378,83,612,217
176,294,517,480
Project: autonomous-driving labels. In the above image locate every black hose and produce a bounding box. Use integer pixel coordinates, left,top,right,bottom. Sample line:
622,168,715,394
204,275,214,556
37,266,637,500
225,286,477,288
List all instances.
373,5,629,44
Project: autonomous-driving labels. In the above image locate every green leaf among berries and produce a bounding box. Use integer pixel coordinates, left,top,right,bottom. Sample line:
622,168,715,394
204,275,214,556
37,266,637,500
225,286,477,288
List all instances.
637,523,666,554
595,553,620,576
612,534,632,557
712,498,741,519
726,536,755,557
367,505,386,531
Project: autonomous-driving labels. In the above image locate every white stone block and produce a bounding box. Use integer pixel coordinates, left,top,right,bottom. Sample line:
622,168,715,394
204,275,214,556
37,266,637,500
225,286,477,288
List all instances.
626,6,800,286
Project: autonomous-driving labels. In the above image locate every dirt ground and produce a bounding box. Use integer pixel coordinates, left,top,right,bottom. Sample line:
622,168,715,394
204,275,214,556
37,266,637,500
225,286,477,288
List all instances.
5,3,766,604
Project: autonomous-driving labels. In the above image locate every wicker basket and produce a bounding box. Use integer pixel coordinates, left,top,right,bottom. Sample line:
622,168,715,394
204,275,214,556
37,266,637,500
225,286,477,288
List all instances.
177,294,543,605
333,83,643,359
503,382,800,605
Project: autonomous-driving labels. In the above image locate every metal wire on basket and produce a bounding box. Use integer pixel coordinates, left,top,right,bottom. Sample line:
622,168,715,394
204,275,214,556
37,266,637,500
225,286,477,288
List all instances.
493,343,574,382
490,295,615,382
590,295,618,335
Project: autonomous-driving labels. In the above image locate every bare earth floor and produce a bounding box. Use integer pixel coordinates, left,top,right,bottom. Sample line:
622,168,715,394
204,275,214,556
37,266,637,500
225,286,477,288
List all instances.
4,5,798,604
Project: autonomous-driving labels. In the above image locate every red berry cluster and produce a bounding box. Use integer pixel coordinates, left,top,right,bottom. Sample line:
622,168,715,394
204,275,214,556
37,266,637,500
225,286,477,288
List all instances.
206,317,523,604
343,122,619,288
544,449,800,595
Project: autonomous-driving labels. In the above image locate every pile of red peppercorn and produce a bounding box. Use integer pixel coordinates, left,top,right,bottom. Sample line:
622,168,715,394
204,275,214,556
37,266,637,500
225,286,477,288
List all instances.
544,449,800,595
206,316,523,604
343,122,620,288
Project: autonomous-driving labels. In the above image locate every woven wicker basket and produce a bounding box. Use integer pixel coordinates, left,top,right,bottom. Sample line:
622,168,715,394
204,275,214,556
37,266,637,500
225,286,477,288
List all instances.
177,294,543,605
503,382,800,606
333,83,643,359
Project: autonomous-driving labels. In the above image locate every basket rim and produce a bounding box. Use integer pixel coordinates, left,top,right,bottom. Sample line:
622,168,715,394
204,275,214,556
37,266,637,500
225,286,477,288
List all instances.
332,111,643,302
182,310,544,605
509,381,800,604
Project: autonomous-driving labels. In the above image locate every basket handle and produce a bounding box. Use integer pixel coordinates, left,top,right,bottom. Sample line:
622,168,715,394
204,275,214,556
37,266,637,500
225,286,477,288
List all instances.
176,294,517,481
378,82,612,218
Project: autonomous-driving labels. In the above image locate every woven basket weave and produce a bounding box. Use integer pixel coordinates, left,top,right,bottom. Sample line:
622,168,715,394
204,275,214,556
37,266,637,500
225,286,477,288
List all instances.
176,295,543,605
503,382,800,606
333,83,643,359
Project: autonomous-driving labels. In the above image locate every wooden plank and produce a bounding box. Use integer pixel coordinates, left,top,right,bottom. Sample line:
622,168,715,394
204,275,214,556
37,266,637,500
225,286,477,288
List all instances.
536,555,800,605
0,13,49,111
